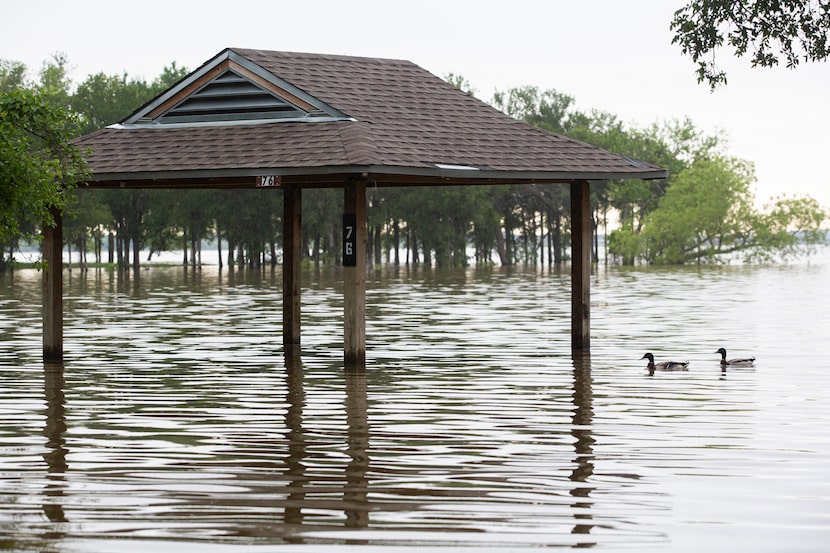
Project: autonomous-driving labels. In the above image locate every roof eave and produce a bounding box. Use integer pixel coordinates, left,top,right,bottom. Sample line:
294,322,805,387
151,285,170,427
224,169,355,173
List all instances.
82,165,668,189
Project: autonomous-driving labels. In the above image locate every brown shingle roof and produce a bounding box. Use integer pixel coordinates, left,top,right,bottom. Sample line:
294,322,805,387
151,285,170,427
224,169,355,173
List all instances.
75,48,666,187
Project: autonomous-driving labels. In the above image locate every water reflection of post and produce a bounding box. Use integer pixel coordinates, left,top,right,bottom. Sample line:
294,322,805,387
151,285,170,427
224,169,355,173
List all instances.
283,347,307,532
344,370,370,529
570,350,596,546
43,361,68,525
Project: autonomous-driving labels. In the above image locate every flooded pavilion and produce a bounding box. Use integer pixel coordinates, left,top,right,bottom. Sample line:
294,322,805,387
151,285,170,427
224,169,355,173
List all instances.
44,47,667,366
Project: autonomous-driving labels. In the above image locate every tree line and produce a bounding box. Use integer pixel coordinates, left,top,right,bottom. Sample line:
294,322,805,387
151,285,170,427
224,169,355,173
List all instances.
1,55,826,273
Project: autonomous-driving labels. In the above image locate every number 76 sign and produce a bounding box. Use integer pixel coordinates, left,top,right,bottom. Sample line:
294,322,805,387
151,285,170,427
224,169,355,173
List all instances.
343,214,357,266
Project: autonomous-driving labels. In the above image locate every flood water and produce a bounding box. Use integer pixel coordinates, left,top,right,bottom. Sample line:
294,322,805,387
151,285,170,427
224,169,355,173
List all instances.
1,249,829,552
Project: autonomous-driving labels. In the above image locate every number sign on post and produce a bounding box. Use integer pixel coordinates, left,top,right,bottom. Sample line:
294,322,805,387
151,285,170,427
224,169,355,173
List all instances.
256,175,281,187
343,213,357,266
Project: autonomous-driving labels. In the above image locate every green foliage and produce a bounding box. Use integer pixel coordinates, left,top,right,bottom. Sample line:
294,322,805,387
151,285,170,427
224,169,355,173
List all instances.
3,52,825,271
36,53,73,109
606,219,645,266
0,54,193,270
443,73,478,97
609,156,827,264
0,60,28,94
671,0,830,88
0,88,89,244
307,188,341,264
142,190,183,255
71,62,189,135
71,73,154,134
751,194,829,261
642,157,754,263
396,186,481,267
595,118,725,240
152,62,190,92
492,85,579,134
64,188,112,266
212,189,282,266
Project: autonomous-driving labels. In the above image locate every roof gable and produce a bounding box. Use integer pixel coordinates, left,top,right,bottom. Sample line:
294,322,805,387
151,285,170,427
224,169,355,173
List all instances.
122,49,351,127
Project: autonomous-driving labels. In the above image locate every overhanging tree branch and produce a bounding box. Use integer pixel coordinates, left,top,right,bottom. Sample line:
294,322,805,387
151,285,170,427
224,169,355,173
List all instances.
671,0,830,89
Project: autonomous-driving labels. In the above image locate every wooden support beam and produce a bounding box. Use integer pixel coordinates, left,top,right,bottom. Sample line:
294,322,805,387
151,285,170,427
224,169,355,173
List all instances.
343,178,367,368
42,208,63,361
283,185,302,347
570,180,591,350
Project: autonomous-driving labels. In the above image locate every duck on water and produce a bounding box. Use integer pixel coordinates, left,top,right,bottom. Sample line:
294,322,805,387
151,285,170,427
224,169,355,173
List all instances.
715,348,755,368
641,353,690,375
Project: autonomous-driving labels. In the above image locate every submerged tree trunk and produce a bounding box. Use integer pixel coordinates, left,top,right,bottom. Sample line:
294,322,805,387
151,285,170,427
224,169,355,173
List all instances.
374,224,382,266
592,213,599,263
405,228,411,265
217,227,223,269
78,238,87,272
190,235,198,268
313,232,321,267
328,223,338,266
132,236,140,272
115,227,123,268
494,226,509,266
411,232,419,265
553,211,563,264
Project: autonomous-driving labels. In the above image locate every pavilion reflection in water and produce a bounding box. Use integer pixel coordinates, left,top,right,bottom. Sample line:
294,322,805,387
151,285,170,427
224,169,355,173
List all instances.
39,350,597,545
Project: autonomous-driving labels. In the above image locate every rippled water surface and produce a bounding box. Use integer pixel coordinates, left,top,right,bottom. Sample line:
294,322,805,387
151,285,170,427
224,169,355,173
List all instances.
1,251,829,552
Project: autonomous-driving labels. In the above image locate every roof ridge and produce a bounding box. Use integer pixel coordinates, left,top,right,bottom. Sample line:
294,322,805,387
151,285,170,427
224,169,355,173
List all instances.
229,47,414,66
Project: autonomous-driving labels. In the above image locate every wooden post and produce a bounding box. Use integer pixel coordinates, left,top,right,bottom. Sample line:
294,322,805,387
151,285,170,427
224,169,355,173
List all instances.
570,180,591,350
43,208,63,361
343,178,367,368
283,185,302,347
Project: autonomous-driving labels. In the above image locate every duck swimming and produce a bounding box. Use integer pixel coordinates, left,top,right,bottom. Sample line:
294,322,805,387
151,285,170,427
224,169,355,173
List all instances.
715,348,755,367
641,353,690,375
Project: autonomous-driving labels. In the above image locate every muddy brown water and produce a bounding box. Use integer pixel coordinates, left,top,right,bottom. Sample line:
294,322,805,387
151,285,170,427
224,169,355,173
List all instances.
1,250,829,552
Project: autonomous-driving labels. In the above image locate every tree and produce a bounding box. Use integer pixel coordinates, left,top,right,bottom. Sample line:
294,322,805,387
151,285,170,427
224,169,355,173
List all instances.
671,0,830,88
305,188,342,266
609,156,827,264
600,118,721,237
64,189,111,269
491,86,588,265
69,62,191,269
71,72,153,134
151,62,190,94
36,53,73,110
444,73,478,97
0,88,88,253
71,62,189,135
492,85,580,134
0,60,28,94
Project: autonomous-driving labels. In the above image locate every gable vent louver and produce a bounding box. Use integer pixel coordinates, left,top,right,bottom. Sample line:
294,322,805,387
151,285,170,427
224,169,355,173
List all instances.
157,70,307,124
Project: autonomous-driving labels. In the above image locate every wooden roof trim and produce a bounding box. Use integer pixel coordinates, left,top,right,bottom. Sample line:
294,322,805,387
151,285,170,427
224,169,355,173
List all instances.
144,59,319,121
131,50,348,125
83,164,667,189
146,60,232,119
229,59,317,112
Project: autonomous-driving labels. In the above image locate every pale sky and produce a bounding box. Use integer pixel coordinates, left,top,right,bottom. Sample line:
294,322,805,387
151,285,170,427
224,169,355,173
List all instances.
2,0,828,209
